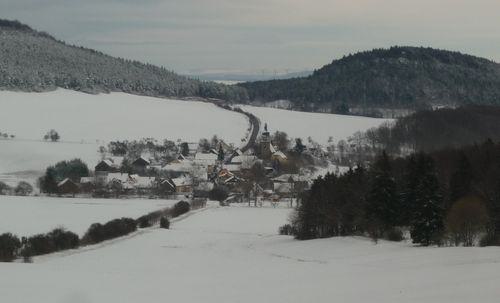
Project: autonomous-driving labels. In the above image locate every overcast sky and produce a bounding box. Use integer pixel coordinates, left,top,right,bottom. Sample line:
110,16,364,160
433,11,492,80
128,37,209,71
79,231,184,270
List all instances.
1,0,499,74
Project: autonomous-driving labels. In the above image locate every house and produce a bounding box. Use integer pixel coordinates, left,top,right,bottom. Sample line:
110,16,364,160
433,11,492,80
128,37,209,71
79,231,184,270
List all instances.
131,157,150,175
95,159,120,172
172,176,193,193
79,176,95,193
194,152,218,169
58,178,79,195
230,155,258,170
158,179,176,195
271,151,288,163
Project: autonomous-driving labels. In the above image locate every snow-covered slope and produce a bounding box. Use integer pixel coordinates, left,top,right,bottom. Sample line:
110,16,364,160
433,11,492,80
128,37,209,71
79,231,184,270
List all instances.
241,105,391,145
0,89,248,142
0,196,179,236
0,89,249,174
1,205,499,302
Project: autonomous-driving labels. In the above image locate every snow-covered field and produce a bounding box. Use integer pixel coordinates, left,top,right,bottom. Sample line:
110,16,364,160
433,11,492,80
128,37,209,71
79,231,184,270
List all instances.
1,205,499,302
0,196,178,236
0,89,249,175
241,105,391,145
0,89,248,143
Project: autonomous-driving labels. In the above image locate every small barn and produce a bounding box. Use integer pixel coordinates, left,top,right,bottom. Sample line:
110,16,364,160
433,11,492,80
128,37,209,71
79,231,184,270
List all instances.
58,178,79,196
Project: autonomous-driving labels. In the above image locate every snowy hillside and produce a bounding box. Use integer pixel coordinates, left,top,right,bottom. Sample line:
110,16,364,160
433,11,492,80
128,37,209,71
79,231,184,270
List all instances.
1,205,499,302
0,89,248,142
0,89,249,174
0,196,178,236
241,105,391,145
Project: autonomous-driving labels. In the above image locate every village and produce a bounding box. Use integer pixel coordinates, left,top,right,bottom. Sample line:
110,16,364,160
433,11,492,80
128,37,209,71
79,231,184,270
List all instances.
49,124,331,207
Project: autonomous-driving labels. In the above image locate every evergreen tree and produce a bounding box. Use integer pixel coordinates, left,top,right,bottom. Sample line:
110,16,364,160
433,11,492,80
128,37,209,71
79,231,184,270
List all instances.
365,151,400,231
400,154,419,226
217,144,225,161
39,167,58,194
410,154,444,246
449,152,473,203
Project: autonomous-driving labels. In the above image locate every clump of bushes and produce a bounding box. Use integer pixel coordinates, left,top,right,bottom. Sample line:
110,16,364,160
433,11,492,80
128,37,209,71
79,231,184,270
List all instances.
22,228,79,257
383,227,404,242
82,217,137,244
0,233,21,262
172,201,190,218
279,224,296,236
160,217,170,229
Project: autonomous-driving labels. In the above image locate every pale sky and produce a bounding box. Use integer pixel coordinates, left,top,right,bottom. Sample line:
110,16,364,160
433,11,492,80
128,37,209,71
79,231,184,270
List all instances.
1,0,499,74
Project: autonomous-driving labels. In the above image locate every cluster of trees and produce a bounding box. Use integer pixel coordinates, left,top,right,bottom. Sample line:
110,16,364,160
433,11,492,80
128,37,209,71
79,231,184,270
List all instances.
43,129,60,142
38,159,89,194
290,140,500,246
0,181,34,196
239,46,500,111
0,131,15,139
0,20,247,102
360,106,500,153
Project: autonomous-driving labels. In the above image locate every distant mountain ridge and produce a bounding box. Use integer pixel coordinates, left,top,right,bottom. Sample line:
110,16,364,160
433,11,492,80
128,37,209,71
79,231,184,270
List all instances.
0,19,248,101
239,46,500,112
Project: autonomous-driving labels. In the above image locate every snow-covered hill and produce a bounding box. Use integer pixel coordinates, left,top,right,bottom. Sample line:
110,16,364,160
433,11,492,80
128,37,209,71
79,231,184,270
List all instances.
0,89,249,174
1,205,499,302
241,105,391,145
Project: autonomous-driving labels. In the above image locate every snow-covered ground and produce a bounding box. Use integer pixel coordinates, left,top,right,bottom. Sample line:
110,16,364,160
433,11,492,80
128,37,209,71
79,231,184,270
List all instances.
0,89,249,175
0,196,178,236
1,205,499,302
241,105,391,145
0,89,248,143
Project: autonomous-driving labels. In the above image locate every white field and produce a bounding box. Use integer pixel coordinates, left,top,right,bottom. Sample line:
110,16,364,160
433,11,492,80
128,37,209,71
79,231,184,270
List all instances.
0,196,179,236
0,89,249,174
241,105,391,145
1,205,499,302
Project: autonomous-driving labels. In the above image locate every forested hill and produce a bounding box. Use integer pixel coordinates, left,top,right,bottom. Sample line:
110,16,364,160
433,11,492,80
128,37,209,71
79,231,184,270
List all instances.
0,20,248,101
238,47,500,111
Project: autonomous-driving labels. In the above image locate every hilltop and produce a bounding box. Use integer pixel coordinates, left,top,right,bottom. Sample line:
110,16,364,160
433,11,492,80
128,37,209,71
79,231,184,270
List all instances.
239,46,500,113
0,19,247,101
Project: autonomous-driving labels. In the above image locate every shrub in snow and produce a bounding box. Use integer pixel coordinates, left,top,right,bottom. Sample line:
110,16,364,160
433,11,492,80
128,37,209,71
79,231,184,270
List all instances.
445,196,489,247
209,186,229,203
82,218,137,244
160,217,170,229
383,227,404,242
278,224,295,236
137,215,154,228
171,201,190,218
22,228,79,257
0,233,21,262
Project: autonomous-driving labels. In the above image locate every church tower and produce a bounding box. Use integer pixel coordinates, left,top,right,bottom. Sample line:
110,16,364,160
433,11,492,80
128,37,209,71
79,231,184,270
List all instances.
260,123,272,159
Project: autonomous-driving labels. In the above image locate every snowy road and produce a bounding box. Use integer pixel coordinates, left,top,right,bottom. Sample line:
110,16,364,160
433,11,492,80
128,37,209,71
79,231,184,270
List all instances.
1,205,500,302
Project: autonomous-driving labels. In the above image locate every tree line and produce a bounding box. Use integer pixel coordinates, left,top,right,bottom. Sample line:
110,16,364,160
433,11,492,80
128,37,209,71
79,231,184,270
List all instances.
287,140,500,247
361,105,500,153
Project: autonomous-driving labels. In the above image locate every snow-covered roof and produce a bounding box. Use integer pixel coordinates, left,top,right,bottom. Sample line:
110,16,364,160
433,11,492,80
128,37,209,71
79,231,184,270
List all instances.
274,182,292,193
272,151,287,160
195,153,218,162
172,176,192,187
223,164,241,172
272,174,308,183
57,178,73,187
80,177,94,184
231,155,257,164
162,160,193,172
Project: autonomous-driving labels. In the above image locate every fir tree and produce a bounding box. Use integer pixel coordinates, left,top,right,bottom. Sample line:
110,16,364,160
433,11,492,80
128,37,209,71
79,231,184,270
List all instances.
410,154,444,246
365,151,400,231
